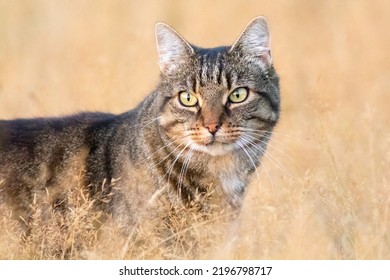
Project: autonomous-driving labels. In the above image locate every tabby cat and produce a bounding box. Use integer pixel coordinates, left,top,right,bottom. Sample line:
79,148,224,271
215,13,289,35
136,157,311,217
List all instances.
0,17,279,258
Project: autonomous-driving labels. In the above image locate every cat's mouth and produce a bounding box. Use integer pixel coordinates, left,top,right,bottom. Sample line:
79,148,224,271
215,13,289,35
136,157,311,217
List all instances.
191,141,234,156
191,135,238,156
197,130,237,146
196,134,222,146
204,135,217,146
179,126,242,156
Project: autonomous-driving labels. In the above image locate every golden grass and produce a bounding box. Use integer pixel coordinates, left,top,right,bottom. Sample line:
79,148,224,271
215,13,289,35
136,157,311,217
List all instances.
0,0,389,259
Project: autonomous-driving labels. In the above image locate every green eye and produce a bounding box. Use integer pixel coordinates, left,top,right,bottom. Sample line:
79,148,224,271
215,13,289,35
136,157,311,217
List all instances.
179,91,198,107
229,87,249,103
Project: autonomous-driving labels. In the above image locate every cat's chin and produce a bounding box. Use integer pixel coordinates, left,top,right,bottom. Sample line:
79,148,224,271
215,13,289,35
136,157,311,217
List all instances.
191,142,236,156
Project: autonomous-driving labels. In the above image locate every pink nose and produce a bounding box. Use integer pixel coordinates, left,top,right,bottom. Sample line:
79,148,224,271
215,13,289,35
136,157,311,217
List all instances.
204,122,221,135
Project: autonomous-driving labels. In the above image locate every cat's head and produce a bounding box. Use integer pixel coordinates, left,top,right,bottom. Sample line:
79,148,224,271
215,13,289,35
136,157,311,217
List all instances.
154,17,279,156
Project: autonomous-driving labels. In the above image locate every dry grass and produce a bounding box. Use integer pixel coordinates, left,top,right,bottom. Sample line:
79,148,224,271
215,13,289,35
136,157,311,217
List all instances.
0,0,389,259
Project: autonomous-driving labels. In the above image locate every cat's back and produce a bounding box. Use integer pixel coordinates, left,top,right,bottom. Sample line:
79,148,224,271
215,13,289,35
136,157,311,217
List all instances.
0,112,113,150
0,112,123,215
0,112,117,184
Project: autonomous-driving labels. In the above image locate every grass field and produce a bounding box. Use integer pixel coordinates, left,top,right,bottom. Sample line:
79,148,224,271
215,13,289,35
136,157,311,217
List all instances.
0,0,389,259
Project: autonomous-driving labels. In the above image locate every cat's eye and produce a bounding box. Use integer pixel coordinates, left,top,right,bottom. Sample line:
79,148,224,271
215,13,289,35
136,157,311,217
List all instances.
179,91,198,107
228,87,249,103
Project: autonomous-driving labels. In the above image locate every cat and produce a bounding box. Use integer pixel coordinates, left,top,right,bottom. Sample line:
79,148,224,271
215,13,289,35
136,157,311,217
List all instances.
0,16,279,258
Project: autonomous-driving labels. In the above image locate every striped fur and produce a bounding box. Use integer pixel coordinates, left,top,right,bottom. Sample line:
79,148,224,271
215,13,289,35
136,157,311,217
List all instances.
0,17,279,256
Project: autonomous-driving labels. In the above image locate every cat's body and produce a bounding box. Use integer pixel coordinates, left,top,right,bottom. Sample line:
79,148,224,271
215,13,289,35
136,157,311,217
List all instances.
0,17,279,258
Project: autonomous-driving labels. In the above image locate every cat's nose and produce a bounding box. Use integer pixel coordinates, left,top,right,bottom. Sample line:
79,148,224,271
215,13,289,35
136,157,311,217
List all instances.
204,122,221,135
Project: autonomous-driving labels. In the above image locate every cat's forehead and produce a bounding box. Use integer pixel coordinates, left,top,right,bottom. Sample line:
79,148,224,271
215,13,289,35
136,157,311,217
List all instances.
188,59,232,93
192,46,230,58
185,46,239,93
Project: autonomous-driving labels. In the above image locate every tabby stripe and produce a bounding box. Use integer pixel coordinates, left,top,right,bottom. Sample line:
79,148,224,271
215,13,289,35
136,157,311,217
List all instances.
198,55,205,87
257,91,279,112
201,55,208,85
191,76,197,93
225,71,232,89
217,56,224,85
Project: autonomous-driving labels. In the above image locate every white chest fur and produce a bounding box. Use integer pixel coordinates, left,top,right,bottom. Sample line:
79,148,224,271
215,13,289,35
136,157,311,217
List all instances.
208,154,245,207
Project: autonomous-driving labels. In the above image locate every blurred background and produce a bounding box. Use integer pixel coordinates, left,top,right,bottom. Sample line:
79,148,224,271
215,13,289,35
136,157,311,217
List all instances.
0,0,389,259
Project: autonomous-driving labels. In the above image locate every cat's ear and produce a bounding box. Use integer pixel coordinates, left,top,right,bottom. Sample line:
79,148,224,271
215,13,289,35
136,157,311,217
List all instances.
155,23,194,75
230,16,272,66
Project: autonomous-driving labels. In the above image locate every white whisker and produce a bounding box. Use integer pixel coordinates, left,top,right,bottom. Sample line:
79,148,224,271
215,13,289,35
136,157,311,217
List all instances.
178,146,194,190
241,134,294,178
142,134,191,166
240,127,303,142
132,116,162,129
163,142,191,185
239,128,298,155
127,116,163,143
235,138,260,181
238,136,275,191
243,130,301,169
